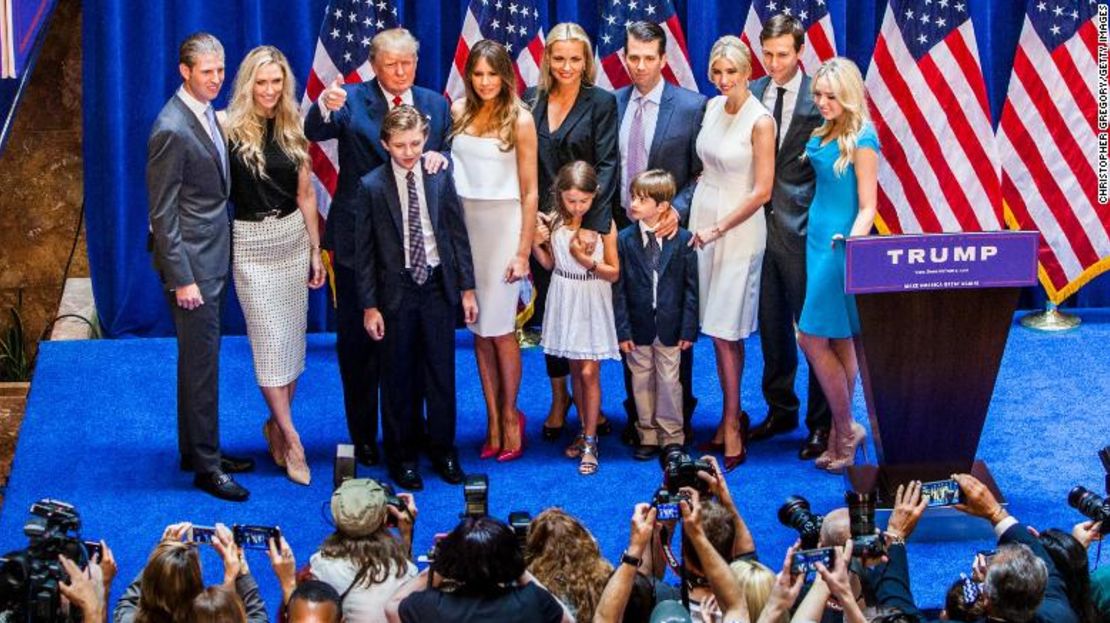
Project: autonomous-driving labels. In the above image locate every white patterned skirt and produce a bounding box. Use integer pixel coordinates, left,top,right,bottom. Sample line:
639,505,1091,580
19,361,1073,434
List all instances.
540,268,620,361
232,212,310,387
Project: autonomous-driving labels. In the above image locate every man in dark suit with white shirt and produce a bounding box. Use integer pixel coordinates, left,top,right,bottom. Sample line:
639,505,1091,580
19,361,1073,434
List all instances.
305,28,451,468
748,15,831,459
612,21,706,448
147,32,254,501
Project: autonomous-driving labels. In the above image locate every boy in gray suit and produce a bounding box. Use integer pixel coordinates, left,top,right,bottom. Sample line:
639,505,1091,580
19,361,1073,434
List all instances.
147,32,253,501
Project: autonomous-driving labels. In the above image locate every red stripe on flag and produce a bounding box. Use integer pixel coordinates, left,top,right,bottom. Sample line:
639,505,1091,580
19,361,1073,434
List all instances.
868,102,944,232
1052,24,1099,136
1078,18,1099,63
309,143,338,197
876,186,904,234
661,65,680,85
664,15,691,57
944,32,992,122
1013,48,1101,218
601,54,631,89
916,51,1001,215
741,33,768,80
873,37,981,231
999,107,1101,267
806,24,836,63
1001,173,1070,290
453,38,471,78
307,71,325,101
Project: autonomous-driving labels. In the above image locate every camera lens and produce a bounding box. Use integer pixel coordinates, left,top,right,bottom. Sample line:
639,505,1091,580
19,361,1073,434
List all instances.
1068,486,1110,523
845,491,877,538
778,495,823,549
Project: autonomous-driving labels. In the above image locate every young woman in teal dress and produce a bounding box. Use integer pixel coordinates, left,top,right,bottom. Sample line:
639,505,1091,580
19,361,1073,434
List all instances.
796,58,880,474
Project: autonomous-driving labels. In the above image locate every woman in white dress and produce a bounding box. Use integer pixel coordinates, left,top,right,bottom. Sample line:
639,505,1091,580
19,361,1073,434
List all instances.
450,40,539,462
688,36,776,472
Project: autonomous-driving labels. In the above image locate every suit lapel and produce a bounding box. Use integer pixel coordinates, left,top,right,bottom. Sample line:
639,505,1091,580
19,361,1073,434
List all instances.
365,80,391,162
778,74,814,154
421,164,439,229
383,168,405,240
615,87,630,127
656,234,677,275
171,97,224,184
648,83,675,166
551,87,590,136
750,76,769,104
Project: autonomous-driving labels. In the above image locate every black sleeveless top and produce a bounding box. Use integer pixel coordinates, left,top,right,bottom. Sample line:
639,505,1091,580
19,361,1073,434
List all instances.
230,118,299,220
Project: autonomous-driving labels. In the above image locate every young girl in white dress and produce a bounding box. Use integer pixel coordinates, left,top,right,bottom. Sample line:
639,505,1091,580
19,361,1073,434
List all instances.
532,161,620,475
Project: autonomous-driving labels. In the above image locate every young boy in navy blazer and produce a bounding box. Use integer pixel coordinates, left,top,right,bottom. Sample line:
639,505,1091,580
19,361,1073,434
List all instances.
355,105,478,491
613,170,698,459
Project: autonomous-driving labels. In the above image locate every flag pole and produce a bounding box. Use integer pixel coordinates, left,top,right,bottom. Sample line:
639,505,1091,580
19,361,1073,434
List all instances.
1018,299,1081,332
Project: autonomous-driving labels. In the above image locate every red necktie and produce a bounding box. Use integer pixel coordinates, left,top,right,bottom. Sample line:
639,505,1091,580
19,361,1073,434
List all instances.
392,95,403,108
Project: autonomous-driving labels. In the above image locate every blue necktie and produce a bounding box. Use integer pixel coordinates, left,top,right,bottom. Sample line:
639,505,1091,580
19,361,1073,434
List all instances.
204,105,227,175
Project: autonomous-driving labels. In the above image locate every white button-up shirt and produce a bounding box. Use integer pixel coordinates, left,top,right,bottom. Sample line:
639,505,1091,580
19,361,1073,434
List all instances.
392,161,440,269
761,68,803,148
639,220,660,309
176,85,219,144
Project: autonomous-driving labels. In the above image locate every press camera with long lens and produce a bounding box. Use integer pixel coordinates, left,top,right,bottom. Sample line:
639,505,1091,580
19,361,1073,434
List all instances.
420,474,531,565
778,495,824,549
1068,446,1110,535
0,499,98,623
659,444,713,495
846,490,885,558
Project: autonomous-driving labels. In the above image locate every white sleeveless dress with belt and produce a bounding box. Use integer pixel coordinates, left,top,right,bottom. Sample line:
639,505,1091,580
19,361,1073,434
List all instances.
451,134,522,337
689,95,770,341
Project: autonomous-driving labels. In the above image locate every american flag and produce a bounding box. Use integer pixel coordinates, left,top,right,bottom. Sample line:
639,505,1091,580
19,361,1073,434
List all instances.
445,0,545,101
299,0,398,218
594,0,698,91
740,0,838,79
865,0,1002,235
998,0,1107,304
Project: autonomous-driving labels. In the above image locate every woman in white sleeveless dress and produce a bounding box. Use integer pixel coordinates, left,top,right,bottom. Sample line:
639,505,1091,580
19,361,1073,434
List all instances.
450,40,539,462
688,36,776,472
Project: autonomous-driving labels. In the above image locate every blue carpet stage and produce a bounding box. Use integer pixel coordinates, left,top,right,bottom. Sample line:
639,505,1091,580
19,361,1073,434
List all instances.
1,312,1108,617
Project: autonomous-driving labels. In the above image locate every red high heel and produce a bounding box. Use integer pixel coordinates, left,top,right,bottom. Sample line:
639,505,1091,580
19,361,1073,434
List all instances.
479,442,501,460
497,411,526,462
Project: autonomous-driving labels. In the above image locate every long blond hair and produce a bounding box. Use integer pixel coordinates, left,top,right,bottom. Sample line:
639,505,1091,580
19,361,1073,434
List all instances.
225,45,309,179
810,57,869,176
525,508,612,623
539,23,596,92
450,39,523,151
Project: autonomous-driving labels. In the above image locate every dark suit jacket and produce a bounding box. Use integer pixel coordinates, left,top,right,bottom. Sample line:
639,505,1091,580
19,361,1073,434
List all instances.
525,85,619,234
304,79,451,268
870,526,1080,623
750,74,823,255
353,161,475,315
146,95,230,289
613,82,706,224
613,225,698,347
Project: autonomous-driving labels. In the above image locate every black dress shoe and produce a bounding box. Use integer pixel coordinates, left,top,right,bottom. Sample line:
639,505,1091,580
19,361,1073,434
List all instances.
748,412,799,442
633,444,661,461
798,428,830,460
180,454,256,474
389,464,424,491
355,444,380,467
433,453,465,485
193,471,249,502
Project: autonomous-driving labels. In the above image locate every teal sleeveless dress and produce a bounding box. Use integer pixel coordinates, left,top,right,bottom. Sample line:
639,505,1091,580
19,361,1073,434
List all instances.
798,124,880,339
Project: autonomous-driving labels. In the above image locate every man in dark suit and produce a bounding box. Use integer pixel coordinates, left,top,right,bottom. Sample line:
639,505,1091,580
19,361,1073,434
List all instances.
147,32,253,501
747,15,831,459
304,28,451,468
356,105,476,491
612,21,706,448
613,170,699,459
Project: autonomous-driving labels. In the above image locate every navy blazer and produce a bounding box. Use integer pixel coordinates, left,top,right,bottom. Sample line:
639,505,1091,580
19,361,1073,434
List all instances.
525,85,619,234
612,225,698,347
304,79,451,268
613,82,706,225
353,161,475,315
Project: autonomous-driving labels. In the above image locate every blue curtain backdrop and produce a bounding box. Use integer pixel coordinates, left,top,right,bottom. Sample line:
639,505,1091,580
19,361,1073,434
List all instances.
84,0,1110,338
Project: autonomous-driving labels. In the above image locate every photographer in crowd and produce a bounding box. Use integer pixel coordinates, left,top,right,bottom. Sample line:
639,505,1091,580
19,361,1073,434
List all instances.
286,581,345,623
295,479,419,621
526,508,614,622
113,522,267,623
384,516,574,622
57,545,116,623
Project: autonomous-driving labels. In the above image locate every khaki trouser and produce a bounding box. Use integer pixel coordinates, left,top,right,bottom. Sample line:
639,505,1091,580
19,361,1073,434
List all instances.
627,339,684,446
